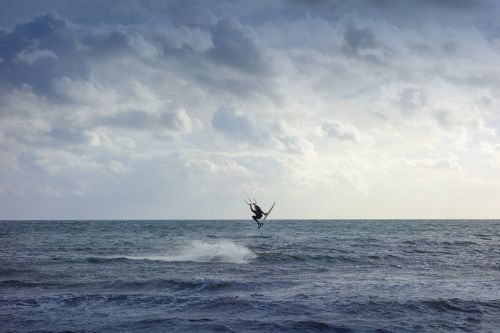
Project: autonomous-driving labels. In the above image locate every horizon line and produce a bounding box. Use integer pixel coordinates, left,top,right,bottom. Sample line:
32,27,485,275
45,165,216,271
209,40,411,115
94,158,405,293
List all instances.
1,218,499,222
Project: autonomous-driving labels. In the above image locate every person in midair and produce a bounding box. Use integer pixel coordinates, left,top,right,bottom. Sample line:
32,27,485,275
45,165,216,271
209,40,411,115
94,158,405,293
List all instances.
249,203,267,229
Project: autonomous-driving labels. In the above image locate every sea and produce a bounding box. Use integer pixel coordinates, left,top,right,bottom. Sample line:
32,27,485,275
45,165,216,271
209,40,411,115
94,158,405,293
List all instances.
1,220,499,333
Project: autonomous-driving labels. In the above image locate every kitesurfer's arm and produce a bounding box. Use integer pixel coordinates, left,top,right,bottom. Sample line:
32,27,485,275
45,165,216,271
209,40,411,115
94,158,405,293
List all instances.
248,203,255,214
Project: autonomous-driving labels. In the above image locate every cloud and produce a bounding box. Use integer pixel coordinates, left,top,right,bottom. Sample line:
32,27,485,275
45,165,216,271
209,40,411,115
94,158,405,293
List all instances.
208,17,269,74
46,127,90,145
15,47,58,65
108,160,132,174
161,108,193,132
277,135,316,155
101,110,153,129
0,11,144,97
16,151,45,174
318,119,374,145
211,106,265,143
212,106,320,155
0,12,89,95
401,158,462,171
480,142,500,164
343,25,377,53
156,23,214,53
1,1,500,218
81,28,133,58
99,108,192,133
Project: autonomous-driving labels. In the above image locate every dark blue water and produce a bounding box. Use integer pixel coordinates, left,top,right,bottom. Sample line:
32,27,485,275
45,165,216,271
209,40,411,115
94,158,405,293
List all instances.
1,220,500,332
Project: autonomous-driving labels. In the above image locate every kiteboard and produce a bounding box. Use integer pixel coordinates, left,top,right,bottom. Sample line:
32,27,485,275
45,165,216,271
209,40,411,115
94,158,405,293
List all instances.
261,202,275,223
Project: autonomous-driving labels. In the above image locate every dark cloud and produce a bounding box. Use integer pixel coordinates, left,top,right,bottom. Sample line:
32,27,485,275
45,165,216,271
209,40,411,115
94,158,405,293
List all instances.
0,7,275,104
4,124,90,149
153,24,213,56
287,0,490,30
208,18,268,74
0,12,89,96
16,151,45,173
100,110,152,129
167,2,217,27
351,0,483,9
81,29,132,59
47,127,88,145
192,72,262,98
292,0,486,11
342,25,390,65
0,11,137,98
416,0,484,9
99,109,191,132
159,109,191,132
344,26,377,52
0,0,152,27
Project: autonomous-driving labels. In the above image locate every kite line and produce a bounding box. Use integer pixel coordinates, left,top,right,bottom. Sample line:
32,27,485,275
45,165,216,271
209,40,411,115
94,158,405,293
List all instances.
201,126,253,203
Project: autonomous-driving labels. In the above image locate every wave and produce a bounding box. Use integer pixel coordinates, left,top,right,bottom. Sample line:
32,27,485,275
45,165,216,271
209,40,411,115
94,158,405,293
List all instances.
415,298,500,313
0,278,253,295
0,280,46,288
257,252,378,264
441,240,478,246
109,278,251,292
88,240,255,264
283,320,349,332
402,239,480,246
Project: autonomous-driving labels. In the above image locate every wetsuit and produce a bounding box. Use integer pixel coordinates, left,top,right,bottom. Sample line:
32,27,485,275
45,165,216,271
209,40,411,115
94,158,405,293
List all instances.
251,204,265,228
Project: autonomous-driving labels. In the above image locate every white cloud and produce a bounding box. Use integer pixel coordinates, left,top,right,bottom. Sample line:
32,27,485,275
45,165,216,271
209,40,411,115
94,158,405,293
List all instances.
401,157,463,172
318,119,374,145
480,142,500,164
108,160,132,174
16,48,58,65
161,108,193,132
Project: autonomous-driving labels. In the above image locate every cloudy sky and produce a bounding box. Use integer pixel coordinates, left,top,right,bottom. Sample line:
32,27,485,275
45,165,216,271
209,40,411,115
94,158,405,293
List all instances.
1,0,500,219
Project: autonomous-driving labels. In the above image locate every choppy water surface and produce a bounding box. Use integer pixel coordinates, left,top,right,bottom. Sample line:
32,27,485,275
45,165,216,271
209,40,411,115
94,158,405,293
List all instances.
1,220,500,332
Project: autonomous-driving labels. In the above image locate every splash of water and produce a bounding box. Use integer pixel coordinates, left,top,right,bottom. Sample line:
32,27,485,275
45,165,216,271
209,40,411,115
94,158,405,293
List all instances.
116,240,256,264
167,240,256,264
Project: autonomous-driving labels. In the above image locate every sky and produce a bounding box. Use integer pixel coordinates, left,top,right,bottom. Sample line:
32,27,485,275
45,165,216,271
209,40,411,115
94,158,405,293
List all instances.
1,0,500,220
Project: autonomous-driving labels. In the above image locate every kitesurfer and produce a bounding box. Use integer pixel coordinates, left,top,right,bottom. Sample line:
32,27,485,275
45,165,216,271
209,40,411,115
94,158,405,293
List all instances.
249,203,266,229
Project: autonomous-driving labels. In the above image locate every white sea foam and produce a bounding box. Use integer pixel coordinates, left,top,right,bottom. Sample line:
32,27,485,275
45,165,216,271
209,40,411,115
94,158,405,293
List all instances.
114,240,255,264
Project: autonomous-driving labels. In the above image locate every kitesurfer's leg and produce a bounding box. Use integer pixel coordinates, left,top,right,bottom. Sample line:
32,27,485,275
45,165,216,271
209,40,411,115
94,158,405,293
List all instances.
255,213,264,228
253,215,260,228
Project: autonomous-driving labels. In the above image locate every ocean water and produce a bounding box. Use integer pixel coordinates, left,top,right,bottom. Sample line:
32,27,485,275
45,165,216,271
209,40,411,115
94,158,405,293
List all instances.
1,220,500,333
